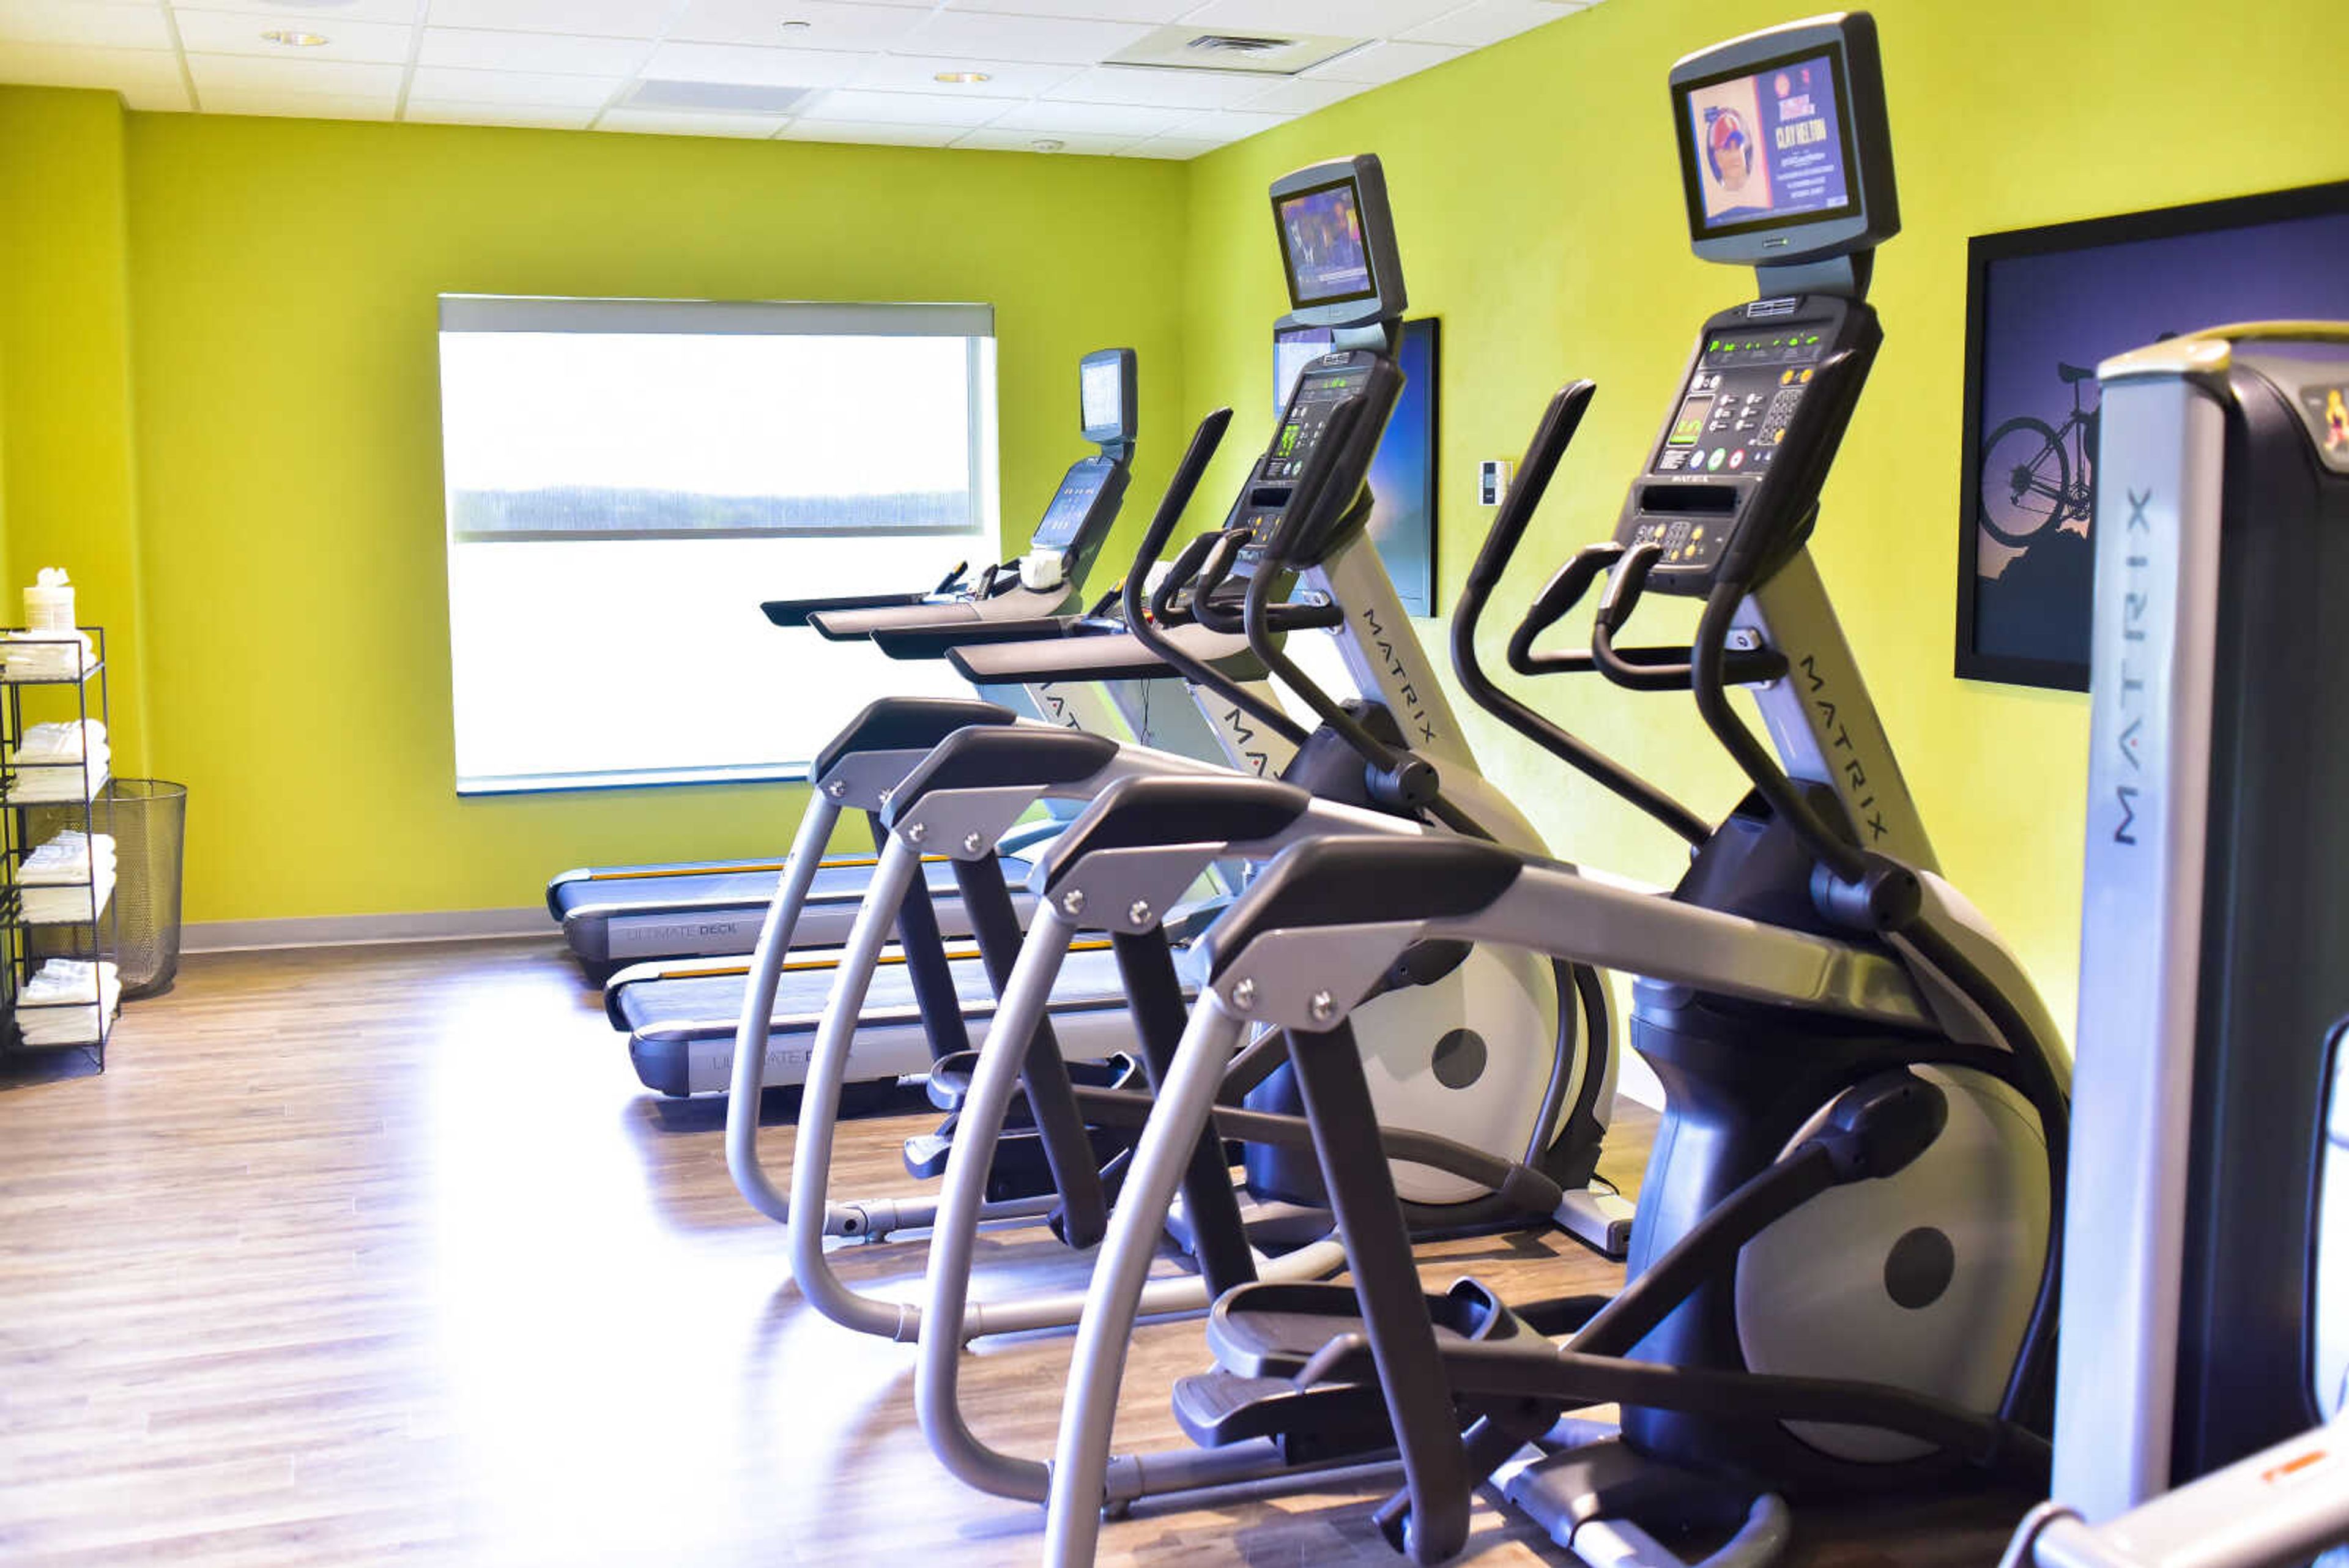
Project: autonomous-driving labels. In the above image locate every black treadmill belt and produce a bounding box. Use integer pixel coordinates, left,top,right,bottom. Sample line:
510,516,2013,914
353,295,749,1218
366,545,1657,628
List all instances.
616,943,1129,1038
554,857,1014,918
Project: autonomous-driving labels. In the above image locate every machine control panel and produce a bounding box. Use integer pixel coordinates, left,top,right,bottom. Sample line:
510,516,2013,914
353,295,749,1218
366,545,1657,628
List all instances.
1655,327,1828,478
1031,456,1115,554
1615,292,1876,592
1267,357,1374,482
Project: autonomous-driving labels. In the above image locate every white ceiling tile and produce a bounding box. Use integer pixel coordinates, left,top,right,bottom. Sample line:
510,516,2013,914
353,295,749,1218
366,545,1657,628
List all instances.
418,28,651,76
642,40,870,87
597,106,787,138
173,11,414,64
847,54,1078,97
187,52,406,96
904,11,1155,66
1121,136,1225,159
1162,104,1290,141
198,86,399,119
1400,0,1581,47
408,65,623,105
0,2,174,51
1302,38,1466,84
984,97,1195,137
1233,72,1369,113
0,41,190,110
423,0,674,39
795,87,1006,127
951,127,1134,155
672,0,933,53
1172,0,1461,32
178,0,423,25
942,0,1194,20
1044,64,1271,110
406,98,599,128
776,118,963,147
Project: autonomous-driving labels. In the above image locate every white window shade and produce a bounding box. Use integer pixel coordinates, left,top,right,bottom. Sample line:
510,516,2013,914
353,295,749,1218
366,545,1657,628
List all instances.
438,295,999,795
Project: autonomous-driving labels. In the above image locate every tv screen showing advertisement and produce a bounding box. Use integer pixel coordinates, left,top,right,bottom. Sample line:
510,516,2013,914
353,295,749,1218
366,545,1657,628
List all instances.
1682,49,1854,237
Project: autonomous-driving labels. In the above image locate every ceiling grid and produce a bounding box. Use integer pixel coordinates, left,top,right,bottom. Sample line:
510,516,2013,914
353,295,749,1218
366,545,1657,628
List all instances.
0,0,1598,157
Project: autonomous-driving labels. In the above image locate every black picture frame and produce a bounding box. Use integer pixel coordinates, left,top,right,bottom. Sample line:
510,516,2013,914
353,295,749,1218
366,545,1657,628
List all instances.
1274,316,1441,615
1955,179,2349,691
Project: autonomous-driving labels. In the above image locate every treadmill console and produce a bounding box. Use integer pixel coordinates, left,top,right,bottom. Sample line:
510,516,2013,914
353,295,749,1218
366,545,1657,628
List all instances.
1018,348,1140,593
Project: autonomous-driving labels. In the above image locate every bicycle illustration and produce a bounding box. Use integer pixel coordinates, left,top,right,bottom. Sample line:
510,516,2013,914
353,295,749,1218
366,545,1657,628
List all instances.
1979,360,2099,547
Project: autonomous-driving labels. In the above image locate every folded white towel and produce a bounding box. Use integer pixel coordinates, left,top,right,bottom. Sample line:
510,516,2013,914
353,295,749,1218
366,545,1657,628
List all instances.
9,762,109,804
18,958,121,1045
21,866,116,924
22,830,116,885
1,630,94,682
10,721,106,764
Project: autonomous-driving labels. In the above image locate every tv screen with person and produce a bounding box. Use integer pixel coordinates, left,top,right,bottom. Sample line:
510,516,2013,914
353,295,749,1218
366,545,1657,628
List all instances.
1684,51,1853,234
1277,180,1375,306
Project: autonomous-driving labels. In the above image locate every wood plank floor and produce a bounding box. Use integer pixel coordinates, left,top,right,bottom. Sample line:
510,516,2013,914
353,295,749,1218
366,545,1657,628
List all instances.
0,940,2039,1566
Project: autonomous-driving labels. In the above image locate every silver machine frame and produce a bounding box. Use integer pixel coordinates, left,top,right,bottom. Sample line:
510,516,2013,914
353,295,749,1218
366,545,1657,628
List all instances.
2016,327,2349,1568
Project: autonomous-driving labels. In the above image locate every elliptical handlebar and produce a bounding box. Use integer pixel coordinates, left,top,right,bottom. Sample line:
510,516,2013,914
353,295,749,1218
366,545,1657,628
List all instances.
1117,408,1311,750
1118,407,1231,636
1450,382,1713,849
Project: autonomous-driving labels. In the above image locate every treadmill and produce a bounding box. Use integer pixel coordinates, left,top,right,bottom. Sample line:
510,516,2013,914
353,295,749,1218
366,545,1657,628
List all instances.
546,349,1141,975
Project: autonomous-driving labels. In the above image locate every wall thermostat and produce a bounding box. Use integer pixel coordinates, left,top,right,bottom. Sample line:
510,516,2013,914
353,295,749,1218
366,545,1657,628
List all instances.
1479,460,1513,506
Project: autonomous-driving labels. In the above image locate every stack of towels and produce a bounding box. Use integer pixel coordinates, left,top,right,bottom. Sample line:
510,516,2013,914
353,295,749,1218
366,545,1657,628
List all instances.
18,958,120,1046
20,829,116,924
0,629,95,682
9,719,108,803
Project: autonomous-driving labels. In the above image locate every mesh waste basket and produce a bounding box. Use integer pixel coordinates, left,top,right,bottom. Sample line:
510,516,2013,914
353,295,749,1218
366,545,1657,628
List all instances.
31,779,186,998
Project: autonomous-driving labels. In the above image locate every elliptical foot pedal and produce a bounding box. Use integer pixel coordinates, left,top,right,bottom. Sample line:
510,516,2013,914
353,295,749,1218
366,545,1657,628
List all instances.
924,1050,1140,1112
1206,1277,1527,1380
1170,1370,1397,1464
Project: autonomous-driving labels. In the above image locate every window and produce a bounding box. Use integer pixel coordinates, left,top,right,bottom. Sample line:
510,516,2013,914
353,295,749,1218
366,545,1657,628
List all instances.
438,297,998,794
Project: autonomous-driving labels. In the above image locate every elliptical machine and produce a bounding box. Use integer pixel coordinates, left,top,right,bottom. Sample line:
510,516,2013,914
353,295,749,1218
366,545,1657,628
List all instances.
1026,16,2071,1566
735,155,1626,1364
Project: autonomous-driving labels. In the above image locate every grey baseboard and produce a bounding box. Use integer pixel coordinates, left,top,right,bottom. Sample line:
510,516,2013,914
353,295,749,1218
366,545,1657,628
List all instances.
182,907,551,954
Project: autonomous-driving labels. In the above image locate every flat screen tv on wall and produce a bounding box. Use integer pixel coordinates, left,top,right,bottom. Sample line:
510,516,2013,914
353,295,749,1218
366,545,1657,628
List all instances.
1958,180,2349,691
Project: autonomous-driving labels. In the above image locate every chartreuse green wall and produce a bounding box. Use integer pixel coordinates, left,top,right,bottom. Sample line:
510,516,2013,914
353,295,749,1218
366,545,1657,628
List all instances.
0,0,2338,946
0,87,1189,923
1174,0,2342,1038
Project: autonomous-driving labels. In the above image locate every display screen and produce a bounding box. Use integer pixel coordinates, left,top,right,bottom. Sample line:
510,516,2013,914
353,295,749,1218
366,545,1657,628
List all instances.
1080,356,1126,436
1277,179,1376,307
1032,463,1106,552
1681,48,1854,237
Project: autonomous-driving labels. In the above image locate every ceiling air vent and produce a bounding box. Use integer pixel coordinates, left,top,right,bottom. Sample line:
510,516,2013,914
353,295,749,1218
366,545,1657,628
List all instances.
1107,26,1364,76
1189,34,1294,56
625,79,814,116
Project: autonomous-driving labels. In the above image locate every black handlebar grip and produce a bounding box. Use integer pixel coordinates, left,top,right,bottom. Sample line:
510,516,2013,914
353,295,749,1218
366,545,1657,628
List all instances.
1148,532,1219,628
1458,381,1596,612
1119,408,1233,637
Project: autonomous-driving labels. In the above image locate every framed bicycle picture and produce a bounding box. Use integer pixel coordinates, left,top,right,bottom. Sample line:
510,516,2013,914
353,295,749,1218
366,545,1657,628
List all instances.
1956,179,2349,690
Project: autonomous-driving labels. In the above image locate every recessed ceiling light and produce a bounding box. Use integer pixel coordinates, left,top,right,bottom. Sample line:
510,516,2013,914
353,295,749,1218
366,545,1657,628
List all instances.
261,29,330,46
935,70,991,84
778,20,811,31
1030,138,1064,152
